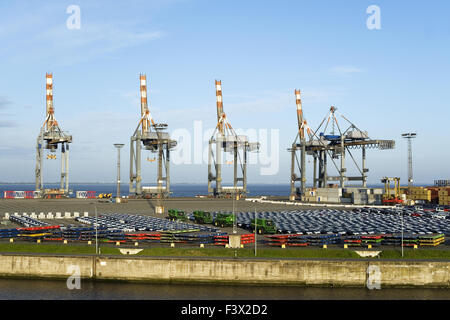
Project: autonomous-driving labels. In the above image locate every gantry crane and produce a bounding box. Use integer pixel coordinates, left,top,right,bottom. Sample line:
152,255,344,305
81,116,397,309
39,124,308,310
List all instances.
207,80,259,198
35,73,72,198
129,74,177,198
289,97,396,199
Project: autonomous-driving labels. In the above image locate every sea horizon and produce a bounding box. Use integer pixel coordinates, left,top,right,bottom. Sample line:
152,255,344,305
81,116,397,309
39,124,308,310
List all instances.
0,182,400,198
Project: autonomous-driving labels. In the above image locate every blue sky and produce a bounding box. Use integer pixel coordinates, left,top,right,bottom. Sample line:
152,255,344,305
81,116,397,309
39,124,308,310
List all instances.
0,0,449,185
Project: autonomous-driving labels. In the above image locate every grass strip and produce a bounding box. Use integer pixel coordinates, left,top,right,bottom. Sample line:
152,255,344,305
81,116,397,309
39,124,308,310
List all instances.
379,249,450,260
0,243,449,260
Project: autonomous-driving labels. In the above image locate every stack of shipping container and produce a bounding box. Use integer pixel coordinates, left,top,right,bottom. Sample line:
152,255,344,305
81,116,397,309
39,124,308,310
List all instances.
438,187,450,206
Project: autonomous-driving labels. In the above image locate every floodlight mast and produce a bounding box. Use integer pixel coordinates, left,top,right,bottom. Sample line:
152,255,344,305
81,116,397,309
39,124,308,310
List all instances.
401,133,417,188
35,73,72,198
114,143,125,203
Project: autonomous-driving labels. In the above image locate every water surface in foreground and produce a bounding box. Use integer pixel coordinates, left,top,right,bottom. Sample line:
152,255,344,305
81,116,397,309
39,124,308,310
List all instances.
0,279,448,300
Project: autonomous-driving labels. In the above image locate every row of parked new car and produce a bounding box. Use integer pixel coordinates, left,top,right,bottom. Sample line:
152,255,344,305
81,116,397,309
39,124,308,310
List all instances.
229,209,450,236
352,205,450,219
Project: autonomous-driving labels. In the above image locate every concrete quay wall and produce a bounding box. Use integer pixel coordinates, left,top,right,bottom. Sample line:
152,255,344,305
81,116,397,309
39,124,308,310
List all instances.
0,254,448,288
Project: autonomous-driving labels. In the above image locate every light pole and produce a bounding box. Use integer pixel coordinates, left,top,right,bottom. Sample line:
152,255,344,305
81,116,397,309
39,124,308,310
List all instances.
401,132,416,258
95,205,98,255
401,133,417,188
232,198,237,234
254,208,257,257
401,211,404,258
114,143,125,203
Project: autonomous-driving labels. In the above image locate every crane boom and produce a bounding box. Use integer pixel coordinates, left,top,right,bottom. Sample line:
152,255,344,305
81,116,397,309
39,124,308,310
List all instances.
45,73,57,131
215,80,224,134
139,74,155,133
295,89,304,140
140,74,150,133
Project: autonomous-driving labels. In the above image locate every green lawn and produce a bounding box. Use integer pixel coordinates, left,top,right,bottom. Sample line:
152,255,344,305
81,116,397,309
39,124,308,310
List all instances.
0,243,449,260
0,243,98,255
132,247,361,259
379,249,450,260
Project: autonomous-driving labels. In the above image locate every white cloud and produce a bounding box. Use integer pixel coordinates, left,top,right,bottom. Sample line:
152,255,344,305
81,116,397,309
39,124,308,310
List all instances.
0,121,18,128
27,23,165,66
0,97,12,109
0,4,165,67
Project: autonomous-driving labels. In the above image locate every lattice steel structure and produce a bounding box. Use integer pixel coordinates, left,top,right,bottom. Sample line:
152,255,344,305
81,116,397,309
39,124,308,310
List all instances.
208,80,259,198
290,96,395,199
129,75,177,198
35,73,72,198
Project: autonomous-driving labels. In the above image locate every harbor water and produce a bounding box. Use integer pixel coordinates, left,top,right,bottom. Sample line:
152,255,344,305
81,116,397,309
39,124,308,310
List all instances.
0,278,449,300
0,183,292,198
0,183,389,198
